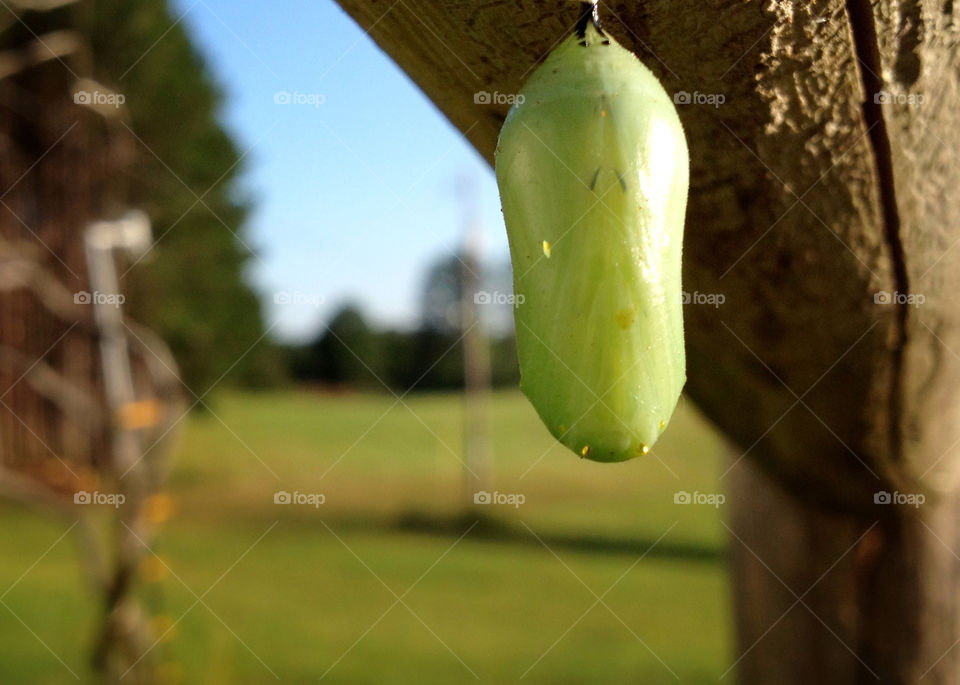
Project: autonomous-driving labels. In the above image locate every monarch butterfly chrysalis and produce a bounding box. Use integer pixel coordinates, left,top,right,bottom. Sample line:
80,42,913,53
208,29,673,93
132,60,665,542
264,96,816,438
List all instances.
494,2,689,462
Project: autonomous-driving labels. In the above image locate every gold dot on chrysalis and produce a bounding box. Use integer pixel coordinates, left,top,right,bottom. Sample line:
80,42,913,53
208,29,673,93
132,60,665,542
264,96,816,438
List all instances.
658,419,666,432
581,445,591,458
615,308,634,329
637,444,650,456
542,240,552,258
558,424,567,434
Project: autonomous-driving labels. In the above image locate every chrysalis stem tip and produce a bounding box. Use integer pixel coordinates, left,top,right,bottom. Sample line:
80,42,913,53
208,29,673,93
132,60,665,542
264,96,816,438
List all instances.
575,2,604,43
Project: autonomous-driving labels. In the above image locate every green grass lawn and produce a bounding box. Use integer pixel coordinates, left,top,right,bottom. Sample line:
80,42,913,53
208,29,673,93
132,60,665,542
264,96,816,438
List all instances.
0,390,735,683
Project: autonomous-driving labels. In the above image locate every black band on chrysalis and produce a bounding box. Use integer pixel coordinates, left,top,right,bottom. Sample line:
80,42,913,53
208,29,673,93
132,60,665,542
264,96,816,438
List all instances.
575,2,607,46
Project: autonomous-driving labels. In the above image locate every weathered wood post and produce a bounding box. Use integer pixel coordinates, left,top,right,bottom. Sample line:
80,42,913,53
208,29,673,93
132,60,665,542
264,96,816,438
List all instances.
334,1,960,681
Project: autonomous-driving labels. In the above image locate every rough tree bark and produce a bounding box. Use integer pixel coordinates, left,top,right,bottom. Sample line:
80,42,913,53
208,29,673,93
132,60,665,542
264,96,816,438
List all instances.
333,1,960,682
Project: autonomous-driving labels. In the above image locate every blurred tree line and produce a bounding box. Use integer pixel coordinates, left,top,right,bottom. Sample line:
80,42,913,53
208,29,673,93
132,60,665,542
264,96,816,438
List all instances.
289,253,521,391
81,1,516,394
81,0,284,392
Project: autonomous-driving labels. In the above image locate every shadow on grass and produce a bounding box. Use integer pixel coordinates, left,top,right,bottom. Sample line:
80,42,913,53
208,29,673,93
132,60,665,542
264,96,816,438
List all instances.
304,509,724,563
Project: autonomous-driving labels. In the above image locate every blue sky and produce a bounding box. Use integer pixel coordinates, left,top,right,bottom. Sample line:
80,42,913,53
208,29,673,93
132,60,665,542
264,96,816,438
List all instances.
167,0,509,342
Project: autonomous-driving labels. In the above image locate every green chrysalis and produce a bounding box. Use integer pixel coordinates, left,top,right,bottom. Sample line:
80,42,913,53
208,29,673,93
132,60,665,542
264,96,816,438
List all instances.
495,3,689,462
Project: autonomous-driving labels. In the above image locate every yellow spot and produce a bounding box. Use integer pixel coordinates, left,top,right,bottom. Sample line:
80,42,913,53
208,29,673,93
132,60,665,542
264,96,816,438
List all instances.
117,399,164,430
557,424,567,435
658,419,667,432
615,308,635,329
143,492,176,525
580,445,591,458
542,240,552,258
140,555,168,583
637,444,650,456
600,109,607,117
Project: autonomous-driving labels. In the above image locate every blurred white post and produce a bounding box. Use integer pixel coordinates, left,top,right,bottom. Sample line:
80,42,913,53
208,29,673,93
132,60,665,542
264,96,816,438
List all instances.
84,210,156,679
457,176,492,503
84,210,152,465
